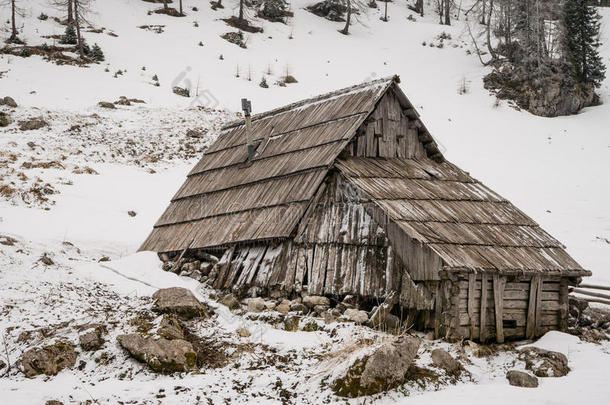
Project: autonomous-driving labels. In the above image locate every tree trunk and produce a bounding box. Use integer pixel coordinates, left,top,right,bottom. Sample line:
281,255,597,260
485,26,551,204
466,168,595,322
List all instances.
10,0,17,40
416,0,424,16
74,0,84,59
444,0,451,25
179,0,183,15
239,0,244,22
486,0,496,60
383,0,388,21
341,0,352,35
68,0,74,24
162,0,168,10
481,0,486,25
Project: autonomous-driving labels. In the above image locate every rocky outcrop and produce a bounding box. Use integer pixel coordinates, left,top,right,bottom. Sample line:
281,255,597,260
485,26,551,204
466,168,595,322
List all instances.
20,341,77,378
506,370,539,388
519,347,569,377
332,335,421,397
117,334,197,373
151,287,207,319
1,96,18,107
430,349,463,376
484,64,600,117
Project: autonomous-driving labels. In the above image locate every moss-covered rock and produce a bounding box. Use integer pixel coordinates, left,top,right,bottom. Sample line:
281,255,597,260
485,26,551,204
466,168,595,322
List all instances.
151,287,207,319
117,333,197,373
20,340,77,378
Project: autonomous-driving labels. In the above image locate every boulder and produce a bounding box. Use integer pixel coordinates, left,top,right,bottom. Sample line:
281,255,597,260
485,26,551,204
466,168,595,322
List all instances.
430,349,463,375
117,334,197,373
383,313,401,331
303,295,330,307
506,370,539,388
0,111,11,127
332,335,421,397
313,304,330,315
157,315,185,340
2,96,18,107
152,287,207,319
0,359,6,370
45,401,63,405
20,341,77,378
275,300,291,314
343,308,369,324
284,315,299,332
220,294,240,310
290,303,307,314
79,328,104,351
186,129,207,138
519,347,569,377
98,101,116,109
247,297,266,313
18,117,48,131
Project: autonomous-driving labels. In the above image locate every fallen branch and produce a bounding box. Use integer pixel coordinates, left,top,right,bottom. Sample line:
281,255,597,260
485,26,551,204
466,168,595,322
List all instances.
169,237,195,274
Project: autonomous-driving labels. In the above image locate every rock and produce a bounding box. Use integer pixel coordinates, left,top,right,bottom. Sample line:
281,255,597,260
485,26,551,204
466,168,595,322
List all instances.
343,308,369,324
220,294,241,310
117,334,197,373
332,335,421,397
284,315,299,332
20,341,77,378
0,111,11,127
430,349,463,375
0,359,5,370
265,301,277,311
79,328,104,351
276,300,291,314
2,96,18,107
519,347,569,377
303,295,330,307
173,86,190,97
158,315,185,340
342,295,358,306
127,210,137,217
199,261,213,275
186,129,207,138
506,370,539,388
247,297,266,313
313,304,329,315
45,401,64,405
290,303,307,314
236,328,250,338
98,101,116,109
151,287,207,319
383,313,401,331
39,253,54,266
18,117,48,131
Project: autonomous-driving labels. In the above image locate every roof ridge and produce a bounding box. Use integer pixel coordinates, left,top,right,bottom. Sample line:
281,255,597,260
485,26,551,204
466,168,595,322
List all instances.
222,75,399,130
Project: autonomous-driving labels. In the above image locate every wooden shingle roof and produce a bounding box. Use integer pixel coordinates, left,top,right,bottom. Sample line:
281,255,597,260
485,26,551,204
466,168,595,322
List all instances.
139,76,399,252
336,157,590,277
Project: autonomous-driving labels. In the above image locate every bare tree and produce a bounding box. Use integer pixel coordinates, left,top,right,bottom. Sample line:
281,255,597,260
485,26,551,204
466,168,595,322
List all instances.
50,0,74,25
1,0,23,41
72,0,94,59
340,0,352,34
339,0,365,35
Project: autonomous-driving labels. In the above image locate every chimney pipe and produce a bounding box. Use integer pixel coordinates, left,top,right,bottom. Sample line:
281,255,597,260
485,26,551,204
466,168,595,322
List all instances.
241,98,255,160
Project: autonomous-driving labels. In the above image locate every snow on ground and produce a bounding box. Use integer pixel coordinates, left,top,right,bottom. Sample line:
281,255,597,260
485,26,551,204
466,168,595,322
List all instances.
1,0,610,403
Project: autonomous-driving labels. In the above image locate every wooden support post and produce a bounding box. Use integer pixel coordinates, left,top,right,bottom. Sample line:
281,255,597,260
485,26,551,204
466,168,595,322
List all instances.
434,283,442,339
368,291,398,329
493,274,505,343
214,245,235,289
535,276,543,336
169,238,195,274
480,274,489,343
526,276,539,339
559,278,569,331
467,274,476,340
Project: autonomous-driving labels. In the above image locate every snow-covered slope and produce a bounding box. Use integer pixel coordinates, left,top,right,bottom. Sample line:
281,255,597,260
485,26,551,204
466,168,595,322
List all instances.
1,1,609,403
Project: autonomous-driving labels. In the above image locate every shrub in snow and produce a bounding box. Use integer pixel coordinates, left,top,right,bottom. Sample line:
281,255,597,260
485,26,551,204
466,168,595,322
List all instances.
61,26,77,45
91,43,105,62
259,76,269,88
38,12,49,21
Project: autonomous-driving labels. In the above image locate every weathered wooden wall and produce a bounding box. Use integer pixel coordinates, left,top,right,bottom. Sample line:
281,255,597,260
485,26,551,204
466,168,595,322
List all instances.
447,274,568,341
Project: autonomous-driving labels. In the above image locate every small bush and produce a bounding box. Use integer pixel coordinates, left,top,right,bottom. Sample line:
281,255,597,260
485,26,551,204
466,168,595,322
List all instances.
91,43,105,62
259,76,268,88
284,75,297,84
38,13,49,21
60,26,77,45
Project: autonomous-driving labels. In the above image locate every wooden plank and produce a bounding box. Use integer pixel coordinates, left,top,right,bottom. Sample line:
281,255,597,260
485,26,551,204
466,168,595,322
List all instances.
526,276,538,339
535,275,544,336
480,274,489,342
493,274,505,343
468,273,476,340
559,278,568,331
214,246,235,289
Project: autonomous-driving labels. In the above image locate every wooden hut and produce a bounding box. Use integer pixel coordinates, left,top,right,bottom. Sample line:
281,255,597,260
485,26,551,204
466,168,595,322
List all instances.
140,76,590,342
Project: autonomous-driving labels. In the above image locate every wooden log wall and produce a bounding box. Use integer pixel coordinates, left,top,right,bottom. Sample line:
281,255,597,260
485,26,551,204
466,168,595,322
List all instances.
346,89,427,159
451,274,568,341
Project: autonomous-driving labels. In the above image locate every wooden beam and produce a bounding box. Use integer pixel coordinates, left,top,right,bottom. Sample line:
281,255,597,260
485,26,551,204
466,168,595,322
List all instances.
559,278,568,331
493,274,505,343
526,276,538,339
572,287,610,301
468,274,476,340
535,276,543,336
169,237,195,274
577,283,610,291
435,283,442,339
480,274,489,343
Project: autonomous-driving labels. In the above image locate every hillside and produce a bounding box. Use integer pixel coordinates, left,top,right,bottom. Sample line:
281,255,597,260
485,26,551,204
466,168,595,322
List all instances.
0,0,609,403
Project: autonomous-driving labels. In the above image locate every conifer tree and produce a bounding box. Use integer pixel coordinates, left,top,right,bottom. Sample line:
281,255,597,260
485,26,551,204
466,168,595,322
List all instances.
562,0,606,87
91,43,104,62
61,25,78,44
